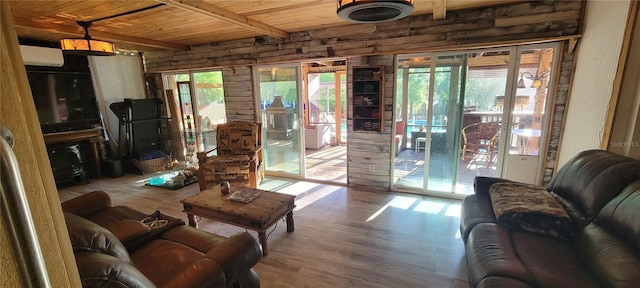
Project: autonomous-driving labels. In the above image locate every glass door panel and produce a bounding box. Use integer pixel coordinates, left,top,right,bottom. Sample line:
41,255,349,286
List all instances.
163,74,191,164
306,72,347,145
394,60,432,190
164,70,227,165
427,55,466,193
457,49,510,194
394,50,511,195
393,54,467,193
176,81,197,164
337,72,347,143
503,44,558,184
256,65,303,176
192,71,226,152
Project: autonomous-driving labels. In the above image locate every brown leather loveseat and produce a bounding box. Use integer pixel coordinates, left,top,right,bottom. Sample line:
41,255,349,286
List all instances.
62,190,262,288
460,149,640,287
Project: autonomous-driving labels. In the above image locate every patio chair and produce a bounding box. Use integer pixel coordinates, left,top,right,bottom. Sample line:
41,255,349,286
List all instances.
395,120,405,155
461,122,500,163
197,121,264,190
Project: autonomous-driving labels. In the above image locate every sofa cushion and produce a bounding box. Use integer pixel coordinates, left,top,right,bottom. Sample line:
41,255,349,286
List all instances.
547,149,640,218
575,223,640,288
64,212,131,263
510,228,601,288
459,194,497,241
75,252,155,288
595,180,640,252
476,276,533,288
159,226,262,284
572,179,640,288
489,182,572,239
465,223,535,286
467,223,601,288
82,206,185,251
131,239,206,287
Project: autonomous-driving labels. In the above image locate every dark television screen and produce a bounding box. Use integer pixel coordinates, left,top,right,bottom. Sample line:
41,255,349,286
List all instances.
27,71,101,133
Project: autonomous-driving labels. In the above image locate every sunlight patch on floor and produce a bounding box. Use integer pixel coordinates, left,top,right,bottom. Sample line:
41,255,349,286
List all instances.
367,196,419,222
269,181,321,196
445,204,461,217
259,177,344,211
367,195,462,222
413,200,446,214
293,185,343,211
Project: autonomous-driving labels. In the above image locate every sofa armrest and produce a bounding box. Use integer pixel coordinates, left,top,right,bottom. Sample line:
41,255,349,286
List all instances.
474,176,513,196
163,258,226,288
202,232,263,284
62,190,112,217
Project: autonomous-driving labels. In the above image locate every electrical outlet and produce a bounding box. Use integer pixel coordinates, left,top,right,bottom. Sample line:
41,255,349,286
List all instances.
369,164,375,172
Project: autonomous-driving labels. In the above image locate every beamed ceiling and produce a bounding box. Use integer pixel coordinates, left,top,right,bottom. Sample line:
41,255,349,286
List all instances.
9,0,527,53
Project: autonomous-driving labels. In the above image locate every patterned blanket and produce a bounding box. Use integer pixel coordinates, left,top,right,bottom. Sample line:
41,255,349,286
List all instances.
489,182,572,239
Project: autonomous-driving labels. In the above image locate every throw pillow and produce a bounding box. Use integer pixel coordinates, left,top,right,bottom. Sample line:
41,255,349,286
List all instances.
489,182,573,240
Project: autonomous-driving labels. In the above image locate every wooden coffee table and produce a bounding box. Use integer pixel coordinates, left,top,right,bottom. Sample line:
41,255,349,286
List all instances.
181,186,295,256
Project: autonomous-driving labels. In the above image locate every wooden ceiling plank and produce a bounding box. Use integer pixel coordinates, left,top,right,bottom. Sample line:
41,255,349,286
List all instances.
13,18,188,50
433,0,447,20
155,0,289,39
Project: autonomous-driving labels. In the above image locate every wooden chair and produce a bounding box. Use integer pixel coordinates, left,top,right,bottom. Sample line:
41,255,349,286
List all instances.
197,121,264,190
461,122,500,163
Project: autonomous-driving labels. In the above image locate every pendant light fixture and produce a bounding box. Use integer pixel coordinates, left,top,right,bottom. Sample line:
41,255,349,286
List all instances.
517,70,549,89
337,0,414,23
60,21,116,56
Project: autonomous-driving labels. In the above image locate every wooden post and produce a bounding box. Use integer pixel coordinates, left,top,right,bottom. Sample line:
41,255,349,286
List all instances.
166,89,186,162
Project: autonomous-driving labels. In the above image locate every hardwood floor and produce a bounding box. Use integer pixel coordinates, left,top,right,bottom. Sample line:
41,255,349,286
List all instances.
58,174,469,288
305,144,347,183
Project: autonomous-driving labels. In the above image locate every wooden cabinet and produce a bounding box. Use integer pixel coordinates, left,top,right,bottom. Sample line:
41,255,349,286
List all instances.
351,66,383,132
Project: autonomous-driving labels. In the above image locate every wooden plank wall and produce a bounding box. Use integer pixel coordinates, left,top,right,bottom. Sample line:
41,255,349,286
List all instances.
221,66,255,122
346,56,396,189
142,0,584,190
143,1,582,72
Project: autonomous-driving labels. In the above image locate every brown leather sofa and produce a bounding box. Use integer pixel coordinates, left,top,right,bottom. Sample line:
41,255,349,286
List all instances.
62,191,262,288
460,149,640,287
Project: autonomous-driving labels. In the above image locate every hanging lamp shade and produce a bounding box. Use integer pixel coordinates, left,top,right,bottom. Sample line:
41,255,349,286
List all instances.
517,74,526,89
60,21,116,56
337,0,414,23
530,78,543,88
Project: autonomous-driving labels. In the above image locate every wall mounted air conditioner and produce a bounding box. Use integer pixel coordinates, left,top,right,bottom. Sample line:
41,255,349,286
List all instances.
19,45,64,67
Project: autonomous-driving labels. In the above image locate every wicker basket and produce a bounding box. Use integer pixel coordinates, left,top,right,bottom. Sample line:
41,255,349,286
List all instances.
133,156,171,174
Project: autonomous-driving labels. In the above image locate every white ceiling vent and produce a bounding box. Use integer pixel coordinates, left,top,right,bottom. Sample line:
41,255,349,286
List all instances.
337,0,414,23
19,45,65,67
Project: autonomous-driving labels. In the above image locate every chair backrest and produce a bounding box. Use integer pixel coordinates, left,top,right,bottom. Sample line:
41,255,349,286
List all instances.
395,120,405,136
216,121,261,156
463,122,500,143
197,121,263,191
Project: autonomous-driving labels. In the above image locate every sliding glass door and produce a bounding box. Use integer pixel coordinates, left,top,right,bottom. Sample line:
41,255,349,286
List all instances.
393,54,467,193
163,70,226,163
254,64,304,177
393,43,559,196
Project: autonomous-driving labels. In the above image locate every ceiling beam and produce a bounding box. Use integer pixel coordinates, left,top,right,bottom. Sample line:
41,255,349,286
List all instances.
156,0,290,39
13,18,189,50
432,0,447,20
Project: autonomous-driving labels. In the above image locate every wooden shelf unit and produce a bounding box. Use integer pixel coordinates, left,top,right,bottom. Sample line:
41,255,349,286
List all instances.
351,66,384,132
